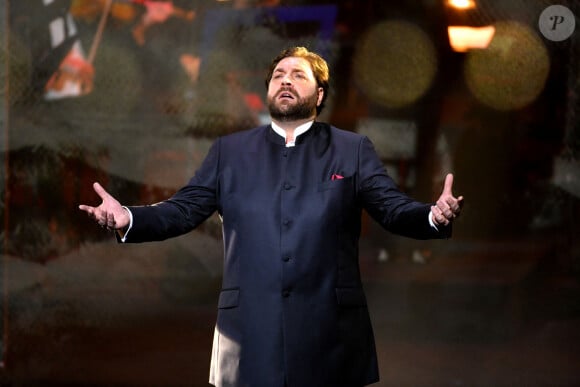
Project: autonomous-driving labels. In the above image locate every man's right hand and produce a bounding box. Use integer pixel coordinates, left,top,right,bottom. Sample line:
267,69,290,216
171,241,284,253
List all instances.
79,182,130,231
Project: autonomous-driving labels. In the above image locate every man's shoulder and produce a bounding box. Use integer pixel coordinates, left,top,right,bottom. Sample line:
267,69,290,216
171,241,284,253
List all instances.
320,122,365,144
219,125,269,144
212,125,269,150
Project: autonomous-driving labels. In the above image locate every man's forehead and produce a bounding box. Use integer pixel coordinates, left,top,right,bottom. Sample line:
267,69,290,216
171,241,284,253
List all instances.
274,57,312,72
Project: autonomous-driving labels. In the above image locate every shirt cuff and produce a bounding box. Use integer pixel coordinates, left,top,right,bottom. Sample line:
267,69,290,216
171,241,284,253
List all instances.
117,206,133,242
428,210,439,231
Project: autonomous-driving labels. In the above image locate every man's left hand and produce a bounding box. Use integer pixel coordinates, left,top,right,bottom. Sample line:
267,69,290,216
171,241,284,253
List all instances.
431,173,463,227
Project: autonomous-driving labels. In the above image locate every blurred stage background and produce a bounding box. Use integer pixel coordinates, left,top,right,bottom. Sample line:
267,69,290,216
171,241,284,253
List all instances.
0,0,579,385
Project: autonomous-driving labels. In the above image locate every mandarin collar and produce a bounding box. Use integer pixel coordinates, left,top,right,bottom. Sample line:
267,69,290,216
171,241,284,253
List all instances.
267,121,321,146
271,120,314,146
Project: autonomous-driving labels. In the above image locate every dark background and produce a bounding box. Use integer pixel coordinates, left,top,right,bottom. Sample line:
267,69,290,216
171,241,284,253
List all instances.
1,0,579,385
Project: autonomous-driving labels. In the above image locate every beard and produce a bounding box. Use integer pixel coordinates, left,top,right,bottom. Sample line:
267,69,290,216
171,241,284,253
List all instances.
267,88,318,122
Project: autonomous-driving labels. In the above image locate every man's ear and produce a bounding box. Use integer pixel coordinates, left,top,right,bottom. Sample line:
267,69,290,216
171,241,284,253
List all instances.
317,87,324,106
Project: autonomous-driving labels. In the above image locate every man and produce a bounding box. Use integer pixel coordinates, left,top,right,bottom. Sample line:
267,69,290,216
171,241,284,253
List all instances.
79,47,463,387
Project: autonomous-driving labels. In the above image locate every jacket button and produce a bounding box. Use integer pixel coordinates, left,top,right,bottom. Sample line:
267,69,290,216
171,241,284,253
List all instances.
282,290,291,298
284,182,291,190
282,255,291,262
283,219,291,226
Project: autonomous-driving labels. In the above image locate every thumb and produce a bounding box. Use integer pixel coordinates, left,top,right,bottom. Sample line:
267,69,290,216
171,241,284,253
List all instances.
92,182,112,201
442,173,454,196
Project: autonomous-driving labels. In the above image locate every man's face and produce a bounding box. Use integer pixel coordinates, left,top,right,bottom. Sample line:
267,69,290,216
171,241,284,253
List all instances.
267,57,324,122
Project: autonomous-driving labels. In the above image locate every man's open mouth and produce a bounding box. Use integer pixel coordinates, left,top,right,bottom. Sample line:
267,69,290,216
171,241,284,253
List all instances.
277,90,296,100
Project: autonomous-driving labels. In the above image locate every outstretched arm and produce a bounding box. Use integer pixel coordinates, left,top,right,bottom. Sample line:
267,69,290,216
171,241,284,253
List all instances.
78,182,131,231
431,173,464,227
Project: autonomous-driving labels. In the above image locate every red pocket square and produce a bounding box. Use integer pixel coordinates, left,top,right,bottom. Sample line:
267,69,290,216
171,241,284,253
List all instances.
331,174,344,180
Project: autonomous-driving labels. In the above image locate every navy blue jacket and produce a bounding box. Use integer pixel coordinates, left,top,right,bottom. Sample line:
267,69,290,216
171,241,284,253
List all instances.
125,122,451,387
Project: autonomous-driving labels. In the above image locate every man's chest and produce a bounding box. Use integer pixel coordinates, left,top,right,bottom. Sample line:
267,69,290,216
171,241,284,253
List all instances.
217,143,359,221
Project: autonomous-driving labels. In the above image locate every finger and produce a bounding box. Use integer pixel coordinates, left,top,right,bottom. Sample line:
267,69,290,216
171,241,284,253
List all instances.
441,207,453,219
435,212,449,226
97,210,107,226
435,200,455,224
442,173,454,196
431,206,448,226
78,204,93,213
431,205,441,218
448,205,460,215
79,205,100,221
437,198,452,214
444,197,460,212
451,196,465,213
106,212,116,229
447,198,463,212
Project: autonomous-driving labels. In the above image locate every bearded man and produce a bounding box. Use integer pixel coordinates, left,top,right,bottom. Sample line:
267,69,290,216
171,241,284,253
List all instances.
80,46,463,387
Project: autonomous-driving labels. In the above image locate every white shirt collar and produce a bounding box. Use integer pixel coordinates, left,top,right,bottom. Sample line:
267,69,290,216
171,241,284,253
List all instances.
271,120,314,147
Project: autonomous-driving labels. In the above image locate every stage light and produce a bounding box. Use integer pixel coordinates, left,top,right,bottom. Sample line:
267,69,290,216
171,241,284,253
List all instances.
464,21,550,111
448,25,495,52
447,0,476,10
353,20,437,109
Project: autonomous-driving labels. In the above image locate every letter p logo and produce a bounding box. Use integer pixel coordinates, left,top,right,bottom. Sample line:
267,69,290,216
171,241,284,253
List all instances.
539,5,576,41
550,15,566,31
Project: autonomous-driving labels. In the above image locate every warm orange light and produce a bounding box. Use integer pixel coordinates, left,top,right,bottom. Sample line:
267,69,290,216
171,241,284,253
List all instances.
448,0,476,10
448,26,495,52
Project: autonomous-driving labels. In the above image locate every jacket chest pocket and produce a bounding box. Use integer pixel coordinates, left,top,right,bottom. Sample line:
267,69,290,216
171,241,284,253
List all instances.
317,175,354,192
316,175,355,212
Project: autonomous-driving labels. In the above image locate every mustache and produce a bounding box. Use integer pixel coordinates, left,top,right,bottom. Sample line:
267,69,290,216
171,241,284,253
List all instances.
275,87,298,98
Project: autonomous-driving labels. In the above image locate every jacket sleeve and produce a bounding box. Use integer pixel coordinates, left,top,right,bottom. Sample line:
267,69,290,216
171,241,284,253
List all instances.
122,138,221,243
357,136,451,239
